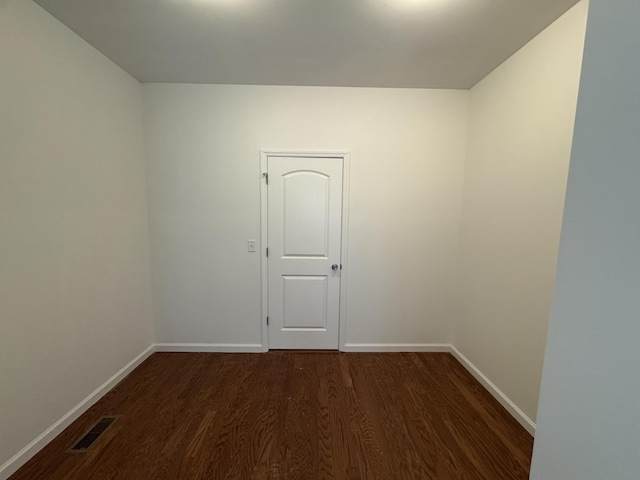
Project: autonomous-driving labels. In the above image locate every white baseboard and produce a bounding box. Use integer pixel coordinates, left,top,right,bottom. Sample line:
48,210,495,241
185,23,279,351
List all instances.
449,345,536,436
342,343,451,352
154,343,264,353
0,344,156,480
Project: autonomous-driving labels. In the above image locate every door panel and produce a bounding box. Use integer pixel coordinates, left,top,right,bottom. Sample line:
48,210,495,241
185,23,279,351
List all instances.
282,172,330,257
267,156,343,350
282,275,328,330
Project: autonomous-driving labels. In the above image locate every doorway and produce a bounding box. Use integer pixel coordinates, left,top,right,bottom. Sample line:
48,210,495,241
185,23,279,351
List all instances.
260,151,350,350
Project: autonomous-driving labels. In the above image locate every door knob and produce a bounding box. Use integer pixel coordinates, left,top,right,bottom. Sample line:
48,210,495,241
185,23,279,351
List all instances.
331,264,339,271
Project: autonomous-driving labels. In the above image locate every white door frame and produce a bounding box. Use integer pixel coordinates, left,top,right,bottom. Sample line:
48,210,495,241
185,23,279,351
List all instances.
260,150,350,352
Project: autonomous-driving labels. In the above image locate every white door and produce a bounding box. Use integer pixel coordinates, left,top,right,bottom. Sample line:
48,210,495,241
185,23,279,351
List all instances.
266,155,344,350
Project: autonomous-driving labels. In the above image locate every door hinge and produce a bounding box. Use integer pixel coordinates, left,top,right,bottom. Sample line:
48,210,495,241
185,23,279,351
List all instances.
266,316,269,326
262,172,268,185
266,247,269,257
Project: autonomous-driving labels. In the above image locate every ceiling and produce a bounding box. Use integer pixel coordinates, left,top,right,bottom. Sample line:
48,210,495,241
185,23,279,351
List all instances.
34,0,581,89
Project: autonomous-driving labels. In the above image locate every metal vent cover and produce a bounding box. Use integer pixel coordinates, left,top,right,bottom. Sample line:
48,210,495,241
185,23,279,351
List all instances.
67,416,119,453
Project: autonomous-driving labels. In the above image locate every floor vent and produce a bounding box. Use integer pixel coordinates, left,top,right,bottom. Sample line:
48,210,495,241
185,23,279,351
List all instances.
67,416,119,453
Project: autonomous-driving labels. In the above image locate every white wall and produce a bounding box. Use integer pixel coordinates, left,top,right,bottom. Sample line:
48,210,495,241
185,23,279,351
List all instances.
143,85,468,347
531,0,640,477
0,0,153,472
454,1,588,424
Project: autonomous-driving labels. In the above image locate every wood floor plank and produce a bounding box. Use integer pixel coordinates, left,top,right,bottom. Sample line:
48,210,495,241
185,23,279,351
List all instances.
10,352,534,480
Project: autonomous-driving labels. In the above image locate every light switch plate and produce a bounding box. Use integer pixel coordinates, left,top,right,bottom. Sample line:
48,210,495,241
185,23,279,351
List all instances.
247,240,257,253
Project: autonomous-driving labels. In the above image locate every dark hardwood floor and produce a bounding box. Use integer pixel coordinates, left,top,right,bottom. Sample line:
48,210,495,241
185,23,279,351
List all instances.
11,352,533,479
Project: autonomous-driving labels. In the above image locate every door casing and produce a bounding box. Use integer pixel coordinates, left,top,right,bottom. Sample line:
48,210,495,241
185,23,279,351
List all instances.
260,150,350,352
